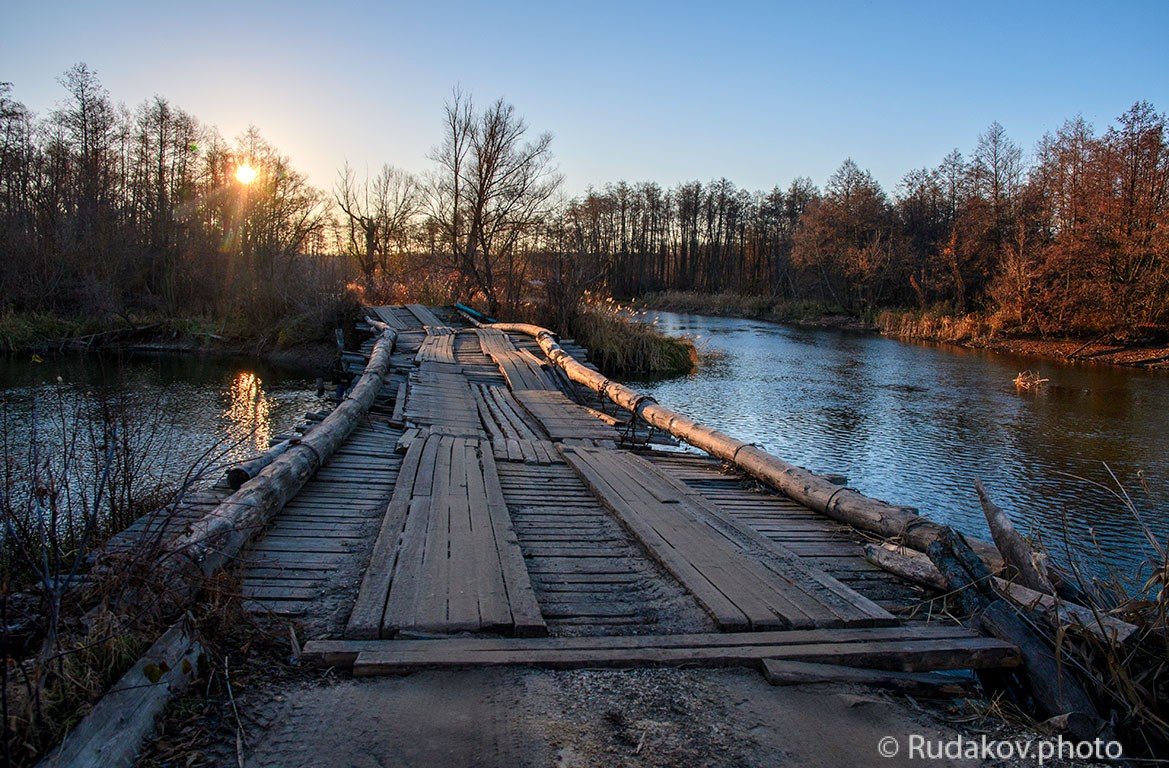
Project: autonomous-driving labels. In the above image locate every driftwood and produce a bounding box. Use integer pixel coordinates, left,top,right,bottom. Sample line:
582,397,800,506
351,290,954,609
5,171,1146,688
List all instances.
225,439,295,490
864,543,949,591
37,617,202,768
493,321,1002,568
864,544,1136,644
116,324,396,618
761,659,975,697
926,528,1107,741
975,479,1055,593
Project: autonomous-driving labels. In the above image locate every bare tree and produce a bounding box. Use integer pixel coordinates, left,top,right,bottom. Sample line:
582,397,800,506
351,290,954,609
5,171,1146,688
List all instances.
334,162,420,280
429,90,561,315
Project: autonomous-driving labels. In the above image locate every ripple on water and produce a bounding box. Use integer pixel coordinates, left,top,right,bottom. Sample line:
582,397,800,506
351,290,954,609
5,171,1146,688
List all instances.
637,311,1169,583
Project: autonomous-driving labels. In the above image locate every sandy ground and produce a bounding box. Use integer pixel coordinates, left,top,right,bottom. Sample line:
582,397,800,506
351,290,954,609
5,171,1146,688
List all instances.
144,661,1013,767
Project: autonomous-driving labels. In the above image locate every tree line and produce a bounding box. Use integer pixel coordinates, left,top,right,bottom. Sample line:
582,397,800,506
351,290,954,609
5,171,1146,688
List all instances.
2,64,1165,343
553,107,1168,340
1,65,337,339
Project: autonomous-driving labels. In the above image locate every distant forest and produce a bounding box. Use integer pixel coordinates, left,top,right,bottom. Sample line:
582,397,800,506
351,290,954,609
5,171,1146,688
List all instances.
2,64,1166,343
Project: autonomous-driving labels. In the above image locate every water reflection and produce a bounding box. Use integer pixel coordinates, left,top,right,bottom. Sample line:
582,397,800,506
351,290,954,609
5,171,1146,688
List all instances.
225,371,273,451
635,312,1169,579
1,353,320,487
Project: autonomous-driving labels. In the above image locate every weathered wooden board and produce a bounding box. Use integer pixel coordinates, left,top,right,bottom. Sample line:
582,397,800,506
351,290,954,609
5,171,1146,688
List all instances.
402,362,485,437
560,445,895,631
513,389,621,444
300,624,1019,673
415,329,457,364
347,433,545,638
476,328,559,391
405,303,445,327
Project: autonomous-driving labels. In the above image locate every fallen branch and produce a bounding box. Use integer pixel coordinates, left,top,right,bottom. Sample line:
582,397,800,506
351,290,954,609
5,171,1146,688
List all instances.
975,479,1054,593
864,543,1137,644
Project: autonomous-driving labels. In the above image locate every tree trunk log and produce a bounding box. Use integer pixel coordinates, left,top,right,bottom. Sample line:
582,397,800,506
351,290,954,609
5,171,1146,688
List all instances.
225,439,295,490
863,544,949,591
975,479,1055,593
926,528,1106,741
37,616,201,768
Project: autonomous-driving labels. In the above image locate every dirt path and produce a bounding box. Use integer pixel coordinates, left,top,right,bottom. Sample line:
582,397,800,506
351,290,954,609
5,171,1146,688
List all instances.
156,665,994,768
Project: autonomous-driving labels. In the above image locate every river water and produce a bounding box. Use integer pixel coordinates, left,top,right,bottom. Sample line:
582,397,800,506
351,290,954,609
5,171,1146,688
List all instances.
4,323,1164,582
1,352,323,492
634,312,1168,582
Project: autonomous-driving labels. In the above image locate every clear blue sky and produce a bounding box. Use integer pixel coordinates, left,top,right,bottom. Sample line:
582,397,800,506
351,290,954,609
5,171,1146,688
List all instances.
3,0,1166,196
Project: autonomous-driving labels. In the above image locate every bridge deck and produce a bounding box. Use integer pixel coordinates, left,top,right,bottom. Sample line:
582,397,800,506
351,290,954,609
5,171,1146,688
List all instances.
229,305,1016,672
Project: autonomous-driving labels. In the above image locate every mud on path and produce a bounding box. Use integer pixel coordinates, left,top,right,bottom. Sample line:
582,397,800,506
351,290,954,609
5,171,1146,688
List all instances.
142,654,1002,768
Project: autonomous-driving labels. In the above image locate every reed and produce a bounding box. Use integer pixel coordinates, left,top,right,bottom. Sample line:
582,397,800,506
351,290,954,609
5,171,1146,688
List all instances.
875,308,1001,343
1043,469,1168,757
567,295,697,377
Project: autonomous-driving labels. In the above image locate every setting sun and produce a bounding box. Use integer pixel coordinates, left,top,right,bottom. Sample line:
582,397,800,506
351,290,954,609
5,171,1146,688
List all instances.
234,163,258,185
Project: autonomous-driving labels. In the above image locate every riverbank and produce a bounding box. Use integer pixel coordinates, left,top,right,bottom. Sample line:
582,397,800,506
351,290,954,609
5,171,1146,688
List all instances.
0,311,341,376
639,292,1169,369
876,310,1169,369
639,290,872,331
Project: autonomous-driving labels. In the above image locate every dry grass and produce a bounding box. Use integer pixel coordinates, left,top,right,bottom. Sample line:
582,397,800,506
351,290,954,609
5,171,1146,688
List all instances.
1041,469,1169,757
568,295,697,377
875,308,1003,343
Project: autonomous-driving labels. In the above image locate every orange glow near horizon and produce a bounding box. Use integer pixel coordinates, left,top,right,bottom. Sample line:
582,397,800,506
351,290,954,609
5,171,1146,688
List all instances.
234,163,258,185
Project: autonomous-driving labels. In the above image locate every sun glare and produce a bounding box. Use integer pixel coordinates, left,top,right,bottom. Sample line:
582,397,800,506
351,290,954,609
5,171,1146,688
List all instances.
234,163,258,185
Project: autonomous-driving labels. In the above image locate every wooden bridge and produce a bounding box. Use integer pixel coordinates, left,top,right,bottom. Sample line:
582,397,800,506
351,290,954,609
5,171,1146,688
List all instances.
216,304,1018,676
57,302,1147,766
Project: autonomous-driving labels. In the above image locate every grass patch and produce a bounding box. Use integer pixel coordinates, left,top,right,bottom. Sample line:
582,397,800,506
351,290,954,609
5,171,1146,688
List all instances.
568,298,697,378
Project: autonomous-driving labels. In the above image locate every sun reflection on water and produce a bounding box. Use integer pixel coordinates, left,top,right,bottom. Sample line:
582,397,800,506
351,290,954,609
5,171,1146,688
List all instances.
225,371,272,451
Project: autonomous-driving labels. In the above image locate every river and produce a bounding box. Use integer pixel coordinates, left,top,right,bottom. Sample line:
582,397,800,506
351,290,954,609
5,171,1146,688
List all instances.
1,352,323,494
4,323,1164,583
633,312,1168,582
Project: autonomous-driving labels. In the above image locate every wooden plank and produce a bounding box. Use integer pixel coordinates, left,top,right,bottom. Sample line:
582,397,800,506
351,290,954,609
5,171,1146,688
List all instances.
366,435,545,638
346,434,428,639
305,624,991,665
385,435,453,634
561,446,750,630
405,303,444,327
480,443,547,637
463,440,512,631
413,437,456,630
351,637,1018,675
561,445,895,631
371,306,408,330
389,382,407,426
513,389,620,442
760,659,976,696
613,451,894,627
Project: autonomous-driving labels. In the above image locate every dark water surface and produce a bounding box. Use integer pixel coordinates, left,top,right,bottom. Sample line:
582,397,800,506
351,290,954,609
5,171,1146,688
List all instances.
1,352,324,485
634,312,1168,580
